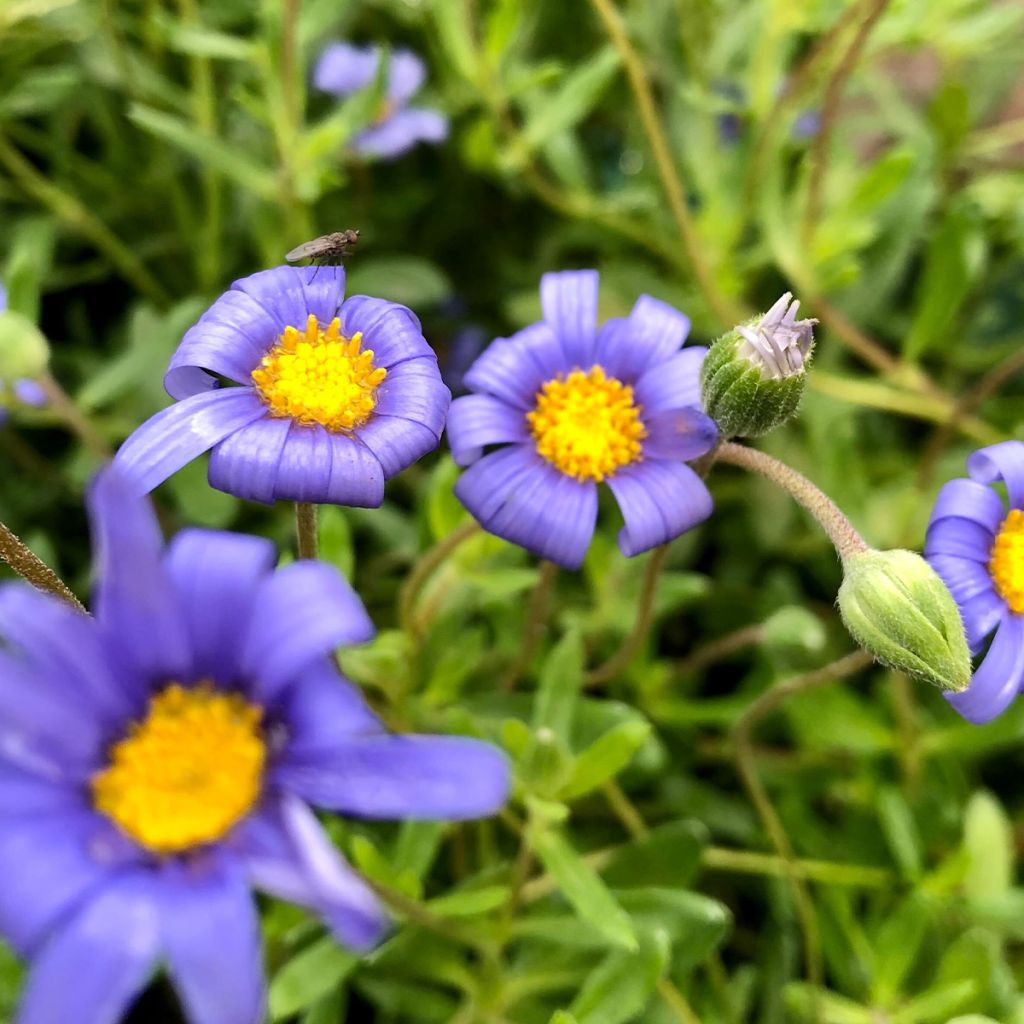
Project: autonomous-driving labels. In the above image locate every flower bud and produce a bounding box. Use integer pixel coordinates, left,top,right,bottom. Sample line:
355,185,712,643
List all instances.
0,309,49,382
701,292,816,437
837,548,971,692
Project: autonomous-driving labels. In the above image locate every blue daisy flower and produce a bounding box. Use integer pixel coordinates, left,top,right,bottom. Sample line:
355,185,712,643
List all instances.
0,469,509,1023
112,265,450,506
445,270,718,569
925,441,1024,723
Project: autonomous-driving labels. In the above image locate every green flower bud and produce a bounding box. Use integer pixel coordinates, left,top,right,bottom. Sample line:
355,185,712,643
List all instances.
0,310,49,381
837,549,971,692
701,292,815,437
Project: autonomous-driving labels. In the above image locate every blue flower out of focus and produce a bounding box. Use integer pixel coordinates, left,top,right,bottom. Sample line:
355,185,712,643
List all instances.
0,469,509,1024
0,282,47,424
314,43,448,160
925,441,1024,723
113,265,450,505
446,270,718,570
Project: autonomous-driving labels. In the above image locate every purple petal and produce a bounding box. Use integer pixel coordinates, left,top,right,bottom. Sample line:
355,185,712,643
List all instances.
353,108,448,159
454,445,598,569
388,50,427,103
313,42,379,97
959,589,1007,654
164,529,277,684
446,394,530,467
540,270,599,368
927,553,1002,651
968,441,1024,510
0,761,84,816
0,811,135,956
462,327,563,410
13,379,47,407
339,295,435,368
269,425,384,507
354,415,438,480
88,468,191,687
242,562,375,703
633,347,708,414
0,282,6,311
947,613,1024,724
276,659,381,758
233,795,386,951
277,735,510,820
591,295,691,381
374,357,450,437
159,853,265,1024
924,517,994,563
642,407,718,462
607,459,713,557
208,416,292,504
231,265,346,338
16,876,160,1024
928,478,1006,534
114,389,268,495
0,584,130,727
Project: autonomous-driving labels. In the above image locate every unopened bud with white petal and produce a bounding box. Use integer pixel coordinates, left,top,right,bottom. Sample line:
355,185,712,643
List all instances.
838,548,971,692
701,292,816,437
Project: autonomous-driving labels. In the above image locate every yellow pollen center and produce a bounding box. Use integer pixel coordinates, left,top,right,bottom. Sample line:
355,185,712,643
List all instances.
991,509,1024,615
91,684,265,854
527,366,646,483
251,314,387,432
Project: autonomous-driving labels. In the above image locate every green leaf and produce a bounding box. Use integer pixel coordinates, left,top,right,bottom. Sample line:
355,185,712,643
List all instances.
601,819,708,890
529,825,637,950
877,786,924,879
871,893,933,1002
559,720,652,799
963,790,1014,900
269,938,357,1020
345,257,452,310
425,457,468,541
1,217,56,321
430,0,479,82
533,630,584,740
317,506,354,579
568,928,669,1024
426,886,510,917
128,104,278,199
392,821,447,879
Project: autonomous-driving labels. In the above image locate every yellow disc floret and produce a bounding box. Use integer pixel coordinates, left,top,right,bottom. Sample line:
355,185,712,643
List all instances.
92,684,265,854
251,314,387,432
528,366,646,483
991,509,1024,615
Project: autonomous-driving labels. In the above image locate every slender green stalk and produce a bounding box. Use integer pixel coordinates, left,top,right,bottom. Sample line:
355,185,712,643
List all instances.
602,779,648,839
657,978,703,1024
675,623,765,677
714,442,868,565
502,560,558,691
584,544,670,687
294,502,319,560
732,650,873,1002
0,521,86,612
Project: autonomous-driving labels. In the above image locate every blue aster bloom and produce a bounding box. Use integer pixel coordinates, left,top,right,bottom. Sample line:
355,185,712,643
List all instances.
314,42,448,160
446,270,718,569
0,469,509,1024
925,441,1024,723
112,265,450,505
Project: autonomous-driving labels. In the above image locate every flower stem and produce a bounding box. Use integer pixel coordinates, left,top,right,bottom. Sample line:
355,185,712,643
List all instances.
294,502,318,560
714,441,868,565
584,544,669,687
675,622,765,677
502,559,558,691
38,371,112,459
0,520,86,612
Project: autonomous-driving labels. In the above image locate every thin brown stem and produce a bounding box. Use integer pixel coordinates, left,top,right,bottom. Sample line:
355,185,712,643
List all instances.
584,544,670,687
502,559,558,691
0,521,86,612
587,0,743,328
398,520,481,639
714,442,869,565
294,502,318,560
657,978,703,1024
675,623,765,677
732,650,872,1003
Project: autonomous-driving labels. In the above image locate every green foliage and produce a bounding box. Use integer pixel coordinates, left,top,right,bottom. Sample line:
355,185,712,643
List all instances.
2,0,1024,1022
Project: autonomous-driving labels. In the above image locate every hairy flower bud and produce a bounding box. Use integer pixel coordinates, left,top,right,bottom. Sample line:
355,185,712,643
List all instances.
0,309,49,381
701,292,816,437
837,549,971,692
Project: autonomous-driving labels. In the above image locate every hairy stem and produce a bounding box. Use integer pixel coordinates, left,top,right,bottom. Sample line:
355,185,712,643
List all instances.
294,502,319,560
715,442,869,565
0,521,86,612
502,560,558,691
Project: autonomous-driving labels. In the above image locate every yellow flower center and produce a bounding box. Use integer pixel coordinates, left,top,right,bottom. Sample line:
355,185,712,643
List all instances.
251,314,387,432
92,684,265,855
527,366,646,483
991,509,1024,614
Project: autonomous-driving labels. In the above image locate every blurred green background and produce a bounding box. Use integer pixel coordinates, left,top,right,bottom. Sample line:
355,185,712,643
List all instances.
2,0,1024,1021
